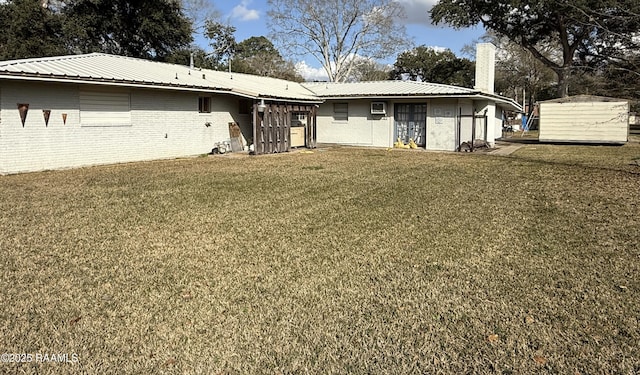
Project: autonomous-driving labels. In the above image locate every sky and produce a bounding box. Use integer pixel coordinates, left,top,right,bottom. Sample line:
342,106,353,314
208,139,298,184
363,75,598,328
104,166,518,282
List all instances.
201,0,485,80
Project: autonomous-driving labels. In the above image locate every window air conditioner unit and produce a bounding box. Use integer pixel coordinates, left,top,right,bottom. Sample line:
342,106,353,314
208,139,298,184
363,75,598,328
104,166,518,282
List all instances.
371,101,386,115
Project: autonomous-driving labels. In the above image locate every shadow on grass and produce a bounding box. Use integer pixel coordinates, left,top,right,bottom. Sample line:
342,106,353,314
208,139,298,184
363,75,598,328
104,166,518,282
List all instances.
498,136,540,144
506,144,640,176
511,155,640,176
500,136,629,147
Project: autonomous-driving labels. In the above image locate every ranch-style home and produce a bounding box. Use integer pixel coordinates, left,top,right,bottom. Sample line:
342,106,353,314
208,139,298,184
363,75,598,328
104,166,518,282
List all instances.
306,43,521,151
0,43,521,174
304,80,520,150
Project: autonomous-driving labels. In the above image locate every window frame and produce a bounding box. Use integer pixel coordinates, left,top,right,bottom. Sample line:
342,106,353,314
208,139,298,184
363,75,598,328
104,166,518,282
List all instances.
333,102,348,121
79,89,132,127
238,99,252,115
198,96,212,113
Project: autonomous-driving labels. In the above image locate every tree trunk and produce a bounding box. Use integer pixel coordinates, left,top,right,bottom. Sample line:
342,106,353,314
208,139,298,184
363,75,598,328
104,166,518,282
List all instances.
555,67,571,98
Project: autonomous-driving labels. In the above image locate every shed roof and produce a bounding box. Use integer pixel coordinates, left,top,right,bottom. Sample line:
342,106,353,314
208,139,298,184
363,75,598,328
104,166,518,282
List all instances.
302,80,522,111
0,53,321,103
541,94,629,104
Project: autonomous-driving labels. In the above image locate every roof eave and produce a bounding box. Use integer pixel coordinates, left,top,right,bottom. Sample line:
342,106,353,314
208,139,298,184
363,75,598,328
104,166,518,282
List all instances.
0,72,322,102
255,95,324,104
474,93,522,112
313,92,522,111
0,71,231,92
314,92,480,100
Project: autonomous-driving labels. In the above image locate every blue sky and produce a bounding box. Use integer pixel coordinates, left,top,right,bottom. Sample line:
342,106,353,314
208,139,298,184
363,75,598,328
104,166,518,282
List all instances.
200,0,484,80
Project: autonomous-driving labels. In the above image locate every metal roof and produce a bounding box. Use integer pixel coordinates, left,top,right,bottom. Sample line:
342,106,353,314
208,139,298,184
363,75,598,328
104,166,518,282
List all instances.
302,80,479,97
0,53,521,110
302,81,522,111
540,94,628,104
0,53,321,103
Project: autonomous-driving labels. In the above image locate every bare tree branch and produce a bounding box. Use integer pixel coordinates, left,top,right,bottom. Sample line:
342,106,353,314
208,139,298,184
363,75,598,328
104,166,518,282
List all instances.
267,0,410,82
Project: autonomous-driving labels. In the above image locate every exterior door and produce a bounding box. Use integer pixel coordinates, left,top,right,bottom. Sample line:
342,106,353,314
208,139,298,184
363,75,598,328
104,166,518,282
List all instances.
395,103,427,146
290,112,306,147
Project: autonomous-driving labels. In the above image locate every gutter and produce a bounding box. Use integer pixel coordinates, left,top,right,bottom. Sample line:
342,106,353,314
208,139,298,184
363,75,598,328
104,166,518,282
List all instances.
0,72,232,93
0,72,323,104
254,94,323,104
314,93,521,111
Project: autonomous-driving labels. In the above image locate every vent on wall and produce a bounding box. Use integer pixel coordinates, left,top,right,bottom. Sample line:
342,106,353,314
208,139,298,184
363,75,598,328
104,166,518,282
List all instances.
371,102,386,115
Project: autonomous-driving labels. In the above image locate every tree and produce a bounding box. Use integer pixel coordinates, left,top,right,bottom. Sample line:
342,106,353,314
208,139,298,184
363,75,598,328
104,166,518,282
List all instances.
348,58,391,82
203,21,236,71
267,0,410,82
496,42,556,104
180,0,219,34
232,36,304,82
568,2,640,107
391,46,474,87
0,0,66,60
63,0,192,60
569,52,640,110
465,33,556,105
165,46,218,70
430,0,640,97
568,1,640,66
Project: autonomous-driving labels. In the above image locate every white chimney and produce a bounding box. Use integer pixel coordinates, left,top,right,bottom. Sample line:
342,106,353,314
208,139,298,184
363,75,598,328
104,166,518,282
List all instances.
474,43,496,94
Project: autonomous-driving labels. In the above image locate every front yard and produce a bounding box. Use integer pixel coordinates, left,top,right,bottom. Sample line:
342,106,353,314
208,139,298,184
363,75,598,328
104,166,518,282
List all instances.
1,144,639,374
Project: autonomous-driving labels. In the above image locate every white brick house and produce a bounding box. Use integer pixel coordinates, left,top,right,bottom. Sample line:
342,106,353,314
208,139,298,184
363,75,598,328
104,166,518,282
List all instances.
303,81,519,151
0,45,520,174
0,54,322,174
303,44,520,151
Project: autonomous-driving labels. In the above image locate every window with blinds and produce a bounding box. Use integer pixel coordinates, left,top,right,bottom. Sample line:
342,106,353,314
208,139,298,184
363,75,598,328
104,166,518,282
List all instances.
333,103,348,121
79,89,131,127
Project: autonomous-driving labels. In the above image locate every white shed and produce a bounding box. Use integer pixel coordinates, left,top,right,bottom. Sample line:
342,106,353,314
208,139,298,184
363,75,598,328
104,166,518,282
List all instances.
539,95,629,144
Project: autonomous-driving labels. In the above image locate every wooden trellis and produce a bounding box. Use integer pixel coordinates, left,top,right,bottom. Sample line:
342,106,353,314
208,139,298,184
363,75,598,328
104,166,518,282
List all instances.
456,108,488,152
253,102,317,155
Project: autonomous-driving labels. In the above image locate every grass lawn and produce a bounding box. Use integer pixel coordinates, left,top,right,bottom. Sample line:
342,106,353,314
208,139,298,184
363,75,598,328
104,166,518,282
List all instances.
1,143,639,374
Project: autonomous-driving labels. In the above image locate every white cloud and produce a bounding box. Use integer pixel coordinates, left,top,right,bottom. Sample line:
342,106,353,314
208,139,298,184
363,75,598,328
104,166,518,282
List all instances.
426,45,448,53
295,61,329,82
231,0,260,22
394,0,439,26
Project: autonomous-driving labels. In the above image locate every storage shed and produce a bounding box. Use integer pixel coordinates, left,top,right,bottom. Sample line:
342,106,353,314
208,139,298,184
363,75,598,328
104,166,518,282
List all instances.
539,95,629,144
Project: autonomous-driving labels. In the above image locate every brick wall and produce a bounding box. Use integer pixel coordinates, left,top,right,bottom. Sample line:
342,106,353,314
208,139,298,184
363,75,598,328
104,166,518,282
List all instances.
0,81,243,174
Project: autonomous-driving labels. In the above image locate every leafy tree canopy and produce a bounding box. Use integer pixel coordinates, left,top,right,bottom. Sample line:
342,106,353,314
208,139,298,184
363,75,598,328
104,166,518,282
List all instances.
0,0,66,60
391,46,474,87
63,0,193,60
0,0,193,61
203,20,236,70
165,46,218,70
431,0,640,97
232,36,304,82
348,58,392,82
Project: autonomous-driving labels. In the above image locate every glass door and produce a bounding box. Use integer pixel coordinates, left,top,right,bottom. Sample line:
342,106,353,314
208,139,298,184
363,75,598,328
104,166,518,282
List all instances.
395,104,427,146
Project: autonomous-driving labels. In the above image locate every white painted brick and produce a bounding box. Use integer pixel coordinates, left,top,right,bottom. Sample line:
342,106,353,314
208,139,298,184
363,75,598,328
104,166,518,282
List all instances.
0,81,248,174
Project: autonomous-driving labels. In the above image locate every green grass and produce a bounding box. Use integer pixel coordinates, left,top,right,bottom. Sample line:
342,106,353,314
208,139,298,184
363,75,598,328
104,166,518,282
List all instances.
1,144,639,374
